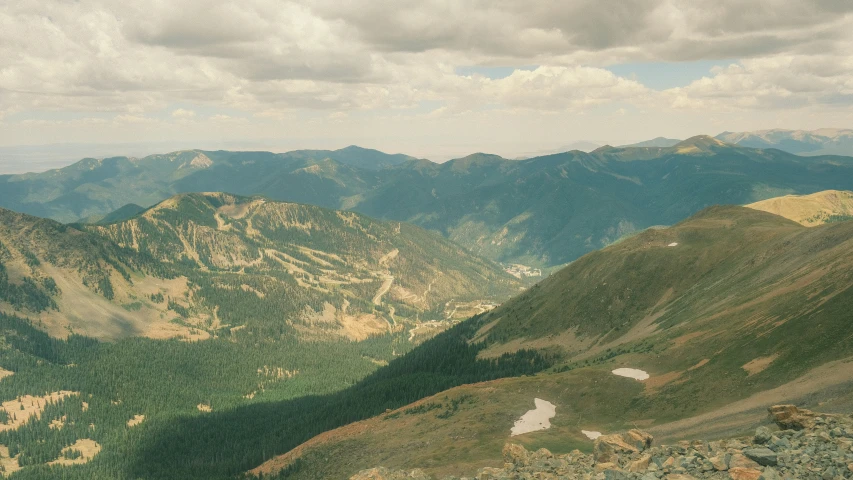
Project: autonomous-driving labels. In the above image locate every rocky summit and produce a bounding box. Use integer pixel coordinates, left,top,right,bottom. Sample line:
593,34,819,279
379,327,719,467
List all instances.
348,406,853,480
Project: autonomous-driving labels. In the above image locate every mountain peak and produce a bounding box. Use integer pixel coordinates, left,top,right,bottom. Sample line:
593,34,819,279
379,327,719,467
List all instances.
672,135,728,153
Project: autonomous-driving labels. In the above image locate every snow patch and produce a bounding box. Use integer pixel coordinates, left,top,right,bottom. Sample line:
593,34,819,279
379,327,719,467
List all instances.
582,430,602,440
510,398,556,436
612,368,650,381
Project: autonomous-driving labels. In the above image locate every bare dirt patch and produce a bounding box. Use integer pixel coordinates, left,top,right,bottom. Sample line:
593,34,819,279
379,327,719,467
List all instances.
688,359,710,371
48,439,101,466
742,354,779,376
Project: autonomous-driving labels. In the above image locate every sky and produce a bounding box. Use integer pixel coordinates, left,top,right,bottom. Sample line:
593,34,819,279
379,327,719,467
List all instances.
1,0,852,170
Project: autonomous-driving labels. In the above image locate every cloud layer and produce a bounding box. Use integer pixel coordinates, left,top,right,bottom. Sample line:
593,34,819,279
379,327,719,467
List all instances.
1,0,852,156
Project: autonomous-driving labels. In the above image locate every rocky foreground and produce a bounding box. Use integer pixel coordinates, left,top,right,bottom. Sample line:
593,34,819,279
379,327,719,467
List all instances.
350,405,853,480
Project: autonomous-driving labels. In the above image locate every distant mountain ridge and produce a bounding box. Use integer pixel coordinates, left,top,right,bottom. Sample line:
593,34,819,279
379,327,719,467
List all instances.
3,138,853,267
619,137,681,148
626,128,853,156
716,128,853,156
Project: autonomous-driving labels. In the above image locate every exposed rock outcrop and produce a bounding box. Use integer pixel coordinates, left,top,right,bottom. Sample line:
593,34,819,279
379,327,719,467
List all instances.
350,405,853,479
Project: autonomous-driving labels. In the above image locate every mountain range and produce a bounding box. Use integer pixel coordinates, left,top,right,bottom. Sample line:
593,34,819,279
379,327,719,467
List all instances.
1,131,853,479
716,128,853,156
4,136,853,268
620,129,853,156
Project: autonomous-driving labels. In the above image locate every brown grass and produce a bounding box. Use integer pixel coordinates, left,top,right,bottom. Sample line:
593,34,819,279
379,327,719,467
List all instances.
126,414,145,428
0,391,78,432
746,190,853,226
0,444,20,476
47,439,101,466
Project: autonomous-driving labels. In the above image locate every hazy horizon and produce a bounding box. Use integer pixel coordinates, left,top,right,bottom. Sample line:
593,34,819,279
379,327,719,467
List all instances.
2,1,852,173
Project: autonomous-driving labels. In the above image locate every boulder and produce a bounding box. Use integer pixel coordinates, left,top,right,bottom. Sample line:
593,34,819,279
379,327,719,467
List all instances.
768,405,818,430
709,455,728,471
743,447,777,466
593,429,653,463
728,453,760,469
754,426,772,444
501,443,529,466
628,454,651,472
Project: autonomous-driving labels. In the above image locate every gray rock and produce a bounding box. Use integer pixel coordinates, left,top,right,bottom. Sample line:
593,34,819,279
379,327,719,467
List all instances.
744,447,779,466
755,426,773,444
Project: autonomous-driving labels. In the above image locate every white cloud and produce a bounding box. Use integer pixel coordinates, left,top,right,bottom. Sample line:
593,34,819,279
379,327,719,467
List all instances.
171,108,197,119
0,0,852,152
665,54,853,110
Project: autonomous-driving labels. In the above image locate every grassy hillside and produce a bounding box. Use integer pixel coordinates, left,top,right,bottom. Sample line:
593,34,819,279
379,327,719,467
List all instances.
746,189,853,226
4,139,853,267
259,206,853,478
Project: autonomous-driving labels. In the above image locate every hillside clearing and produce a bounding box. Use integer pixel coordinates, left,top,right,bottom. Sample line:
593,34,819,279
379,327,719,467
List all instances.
0,391,78,432
48,439,102,466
